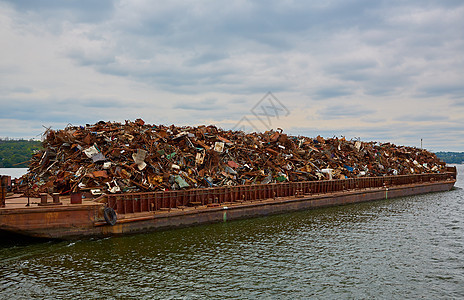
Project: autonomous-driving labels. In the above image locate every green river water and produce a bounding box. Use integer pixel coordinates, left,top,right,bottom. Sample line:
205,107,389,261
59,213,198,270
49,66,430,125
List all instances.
1,165,463,299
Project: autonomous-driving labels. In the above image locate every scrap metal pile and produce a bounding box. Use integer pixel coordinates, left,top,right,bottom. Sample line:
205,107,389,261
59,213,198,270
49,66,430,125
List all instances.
22,119,446,196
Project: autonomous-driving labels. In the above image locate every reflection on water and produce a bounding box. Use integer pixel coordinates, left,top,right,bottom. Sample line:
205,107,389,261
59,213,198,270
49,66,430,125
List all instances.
1,166,463,299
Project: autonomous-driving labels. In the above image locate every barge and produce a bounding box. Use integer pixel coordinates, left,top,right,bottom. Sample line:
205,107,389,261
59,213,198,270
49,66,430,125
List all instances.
0,167,456,240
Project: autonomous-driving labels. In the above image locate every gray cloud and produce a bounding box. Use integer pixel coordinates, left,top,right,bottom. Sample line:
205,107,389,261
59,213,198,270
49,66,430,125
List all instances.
418,85,464,99
393,114,450,122
452,100,464,107
173,98,220,111
3,0,114,23
1,1,463,151
0,86,34,95
313,87,354,100
24,1,458,98
0,97,130,124
317,104,376,119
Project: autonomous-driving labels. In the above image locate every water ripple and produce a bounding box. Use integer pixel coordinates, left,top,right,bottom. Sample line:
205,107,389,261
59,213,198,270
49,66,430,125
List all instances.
1,166,464,299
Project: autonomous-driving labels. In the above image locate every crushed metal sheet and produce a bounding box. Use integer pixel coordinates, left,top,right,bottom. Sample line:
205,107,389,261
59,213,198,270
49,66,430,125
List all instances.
18,119,447,197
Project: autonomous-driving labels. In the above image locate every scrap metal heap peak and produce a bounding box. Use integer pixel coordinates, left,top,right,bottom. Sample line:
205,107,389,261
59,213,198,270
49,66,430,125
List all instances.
21,119,446,197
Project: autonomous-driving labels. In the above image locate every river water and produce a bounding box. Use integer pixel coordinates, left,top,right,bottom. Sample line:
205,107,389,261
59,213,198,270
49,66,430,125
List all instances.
1,166,463,299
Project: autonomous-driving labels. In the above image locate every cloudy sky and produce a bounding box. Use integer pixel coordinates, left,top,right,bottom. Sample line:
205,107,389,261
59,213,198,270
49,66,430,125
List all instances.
1,0,463,151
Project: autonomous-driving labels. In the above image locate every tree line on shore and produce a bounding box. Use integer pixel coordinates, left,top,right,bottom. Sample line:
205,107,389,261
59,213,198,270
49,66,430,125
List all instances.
435,152,464,164
0,139,42,168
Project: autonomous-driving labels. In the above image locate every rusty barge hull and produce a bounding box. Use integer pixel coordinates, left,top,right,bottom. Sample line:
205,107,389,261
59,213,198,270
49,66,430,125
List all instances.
0,174,456,240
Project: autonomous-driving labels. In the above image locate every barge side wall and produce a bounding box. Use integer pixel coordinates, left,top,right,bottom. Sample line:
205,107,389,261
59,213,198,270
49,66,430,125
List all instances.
102,180,454,237
93,180,455,239
0,180,455,239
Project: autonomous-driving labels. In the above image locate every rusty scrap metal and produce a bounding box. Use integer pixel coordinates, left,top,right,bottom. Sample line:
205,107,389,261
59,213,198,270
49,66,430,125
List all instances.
19,119,446,197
